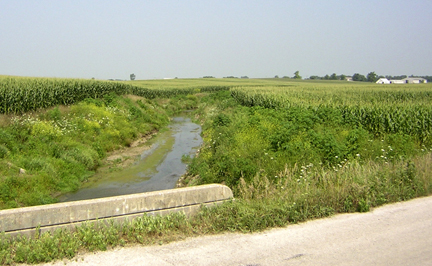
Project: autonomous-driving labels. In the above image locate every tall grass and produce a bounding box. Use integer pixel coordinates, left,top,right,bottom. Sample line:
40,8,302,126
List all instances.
1,153,430,264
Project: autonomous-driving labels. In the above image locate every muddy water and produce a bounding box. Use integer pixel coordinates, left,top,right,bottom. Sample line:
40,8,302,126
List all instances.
59,116,202,202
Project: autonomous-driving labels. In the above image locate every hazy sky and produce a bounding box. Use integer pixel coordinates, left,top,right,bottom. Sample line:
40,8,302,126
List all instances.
1,0,431,80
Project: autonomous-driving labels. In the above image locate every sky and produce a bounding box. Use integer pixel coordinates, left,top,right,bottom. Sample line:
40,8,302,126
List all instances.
1,0,431,80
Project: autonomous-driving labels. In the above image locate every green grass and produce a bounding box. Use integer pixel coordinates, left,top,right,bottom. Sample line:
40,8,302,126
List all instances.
1,150,430,264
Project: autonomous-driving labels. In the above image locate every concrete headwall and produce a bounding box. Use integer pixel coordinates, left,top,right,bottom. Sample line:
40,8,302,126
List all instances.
0,184,233,237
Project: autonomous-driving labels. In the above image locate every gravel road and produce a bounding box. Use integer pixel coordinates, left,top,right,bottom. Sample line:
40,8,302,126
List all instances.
34,196,432,266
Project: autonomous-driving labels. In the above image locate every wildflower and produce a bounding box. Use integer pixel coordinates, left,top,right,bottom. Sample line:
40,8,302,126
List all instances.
356,154,360,157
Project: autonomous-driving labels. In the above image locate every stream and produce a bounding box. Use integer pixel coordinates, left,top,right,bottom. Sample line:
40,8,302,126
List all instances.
59,116,202,202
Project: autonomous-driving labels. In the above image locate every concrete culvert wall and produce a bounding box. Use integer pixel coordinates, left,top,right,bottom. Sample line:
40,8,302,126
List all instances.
0,184,233,237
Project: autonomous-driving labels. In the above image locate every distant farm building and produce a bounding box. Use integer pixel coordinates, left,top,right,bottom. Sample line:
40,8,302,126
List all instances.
345,76,353,82
402,77,427,83
376,78,390,84
385,77,428,84
389,79,405,84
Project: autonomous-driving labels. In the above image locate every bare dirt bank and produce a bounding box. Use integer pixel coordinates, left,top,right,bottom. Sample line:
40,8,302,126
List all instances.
104,131,157,169
32,195,432,266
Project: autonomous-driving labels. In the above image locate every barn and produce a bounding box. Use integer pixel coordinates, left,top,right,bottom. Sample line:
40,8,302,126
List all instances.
376,78,390,84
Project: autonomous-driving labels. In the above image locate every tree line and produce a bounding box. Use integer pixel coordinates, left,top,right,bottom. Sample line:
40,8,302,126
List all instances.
309,73,432,82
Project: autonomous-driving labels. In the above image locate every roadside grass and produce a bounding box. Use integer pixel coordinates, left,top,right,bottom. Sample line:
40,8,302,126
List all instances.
1,153,431,265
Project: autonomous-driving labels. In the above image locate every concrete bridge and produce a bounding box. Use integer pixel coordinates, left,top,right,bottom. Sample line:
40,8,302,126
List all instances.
0,184,233,237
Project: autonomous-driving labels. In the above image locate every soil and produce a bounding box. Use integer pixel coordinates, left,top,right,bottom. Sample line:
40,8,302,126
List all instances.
104,131,157,169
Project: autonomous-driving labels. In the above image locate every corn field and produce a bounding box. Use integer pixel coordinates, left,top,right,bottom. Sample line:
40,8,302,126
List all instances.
0,77,135,114
0,77,230,114
231,84,432,144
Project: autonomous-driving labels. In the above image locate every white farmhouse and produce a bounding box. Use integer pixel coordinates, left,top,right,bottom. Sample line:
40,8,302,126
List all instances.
376,78,390,84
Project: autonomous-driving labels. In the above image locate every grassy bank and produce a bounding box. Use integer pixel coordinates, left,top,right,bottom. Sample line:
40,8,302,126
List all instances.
1,78,432,264
0,92,200,209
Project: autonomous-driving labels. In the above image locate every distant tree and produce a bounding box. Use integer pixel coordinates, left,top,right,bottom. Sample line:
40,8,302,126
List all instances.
367,71,378,82
352,73,367,82
324,74,330,80
340,74,346,81
293,71,302,79
330,73,338,80
241,76,249,79
386,75,407,80
274,75,279,78
203,76,215,78
130,73,136,80
309,75,320,80
422,76,432,82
